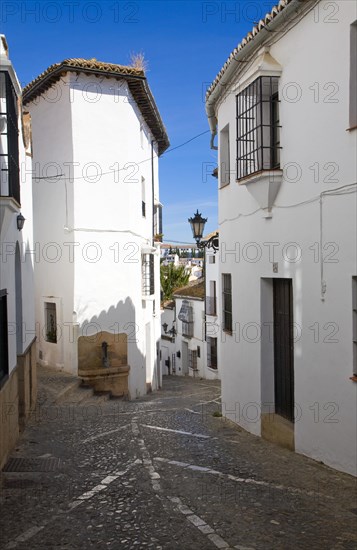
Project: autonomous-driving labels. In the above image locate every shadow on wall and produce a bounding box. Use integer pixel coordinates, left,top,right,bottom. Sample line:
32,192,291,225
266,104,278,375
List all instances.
77,297,148,399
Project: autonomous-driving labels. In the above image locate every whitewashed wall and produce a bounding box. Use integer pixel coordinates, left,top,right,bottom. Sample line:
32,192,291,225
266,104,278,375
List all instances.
0,48,35,372
174,296,206,377
215,0,357,475
205,247,220,380
27,71,162,398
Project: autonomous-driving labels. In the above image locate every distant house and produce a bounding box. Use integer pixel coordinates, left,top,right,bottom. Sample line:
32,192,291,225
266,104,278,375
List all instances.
173,281,206,377
161,253,179,267
160,276,220,380
203,232,220,376
0,35,36,468
23,56,169,398
205,0,357,475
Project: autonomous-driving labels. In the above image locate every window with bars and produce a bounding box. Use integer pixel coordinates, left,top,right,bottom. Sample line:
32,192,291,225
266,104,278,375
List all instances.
142,254,155,296
236,76,281,180
172,353,176,373
206,280,217,316
45,302,57,343
141,177,146,217
0,290,9,384
154,203,163,237
0,71,20,204
222,274,232,333
182,321,194,338
189,349,198,371
207,337,218,370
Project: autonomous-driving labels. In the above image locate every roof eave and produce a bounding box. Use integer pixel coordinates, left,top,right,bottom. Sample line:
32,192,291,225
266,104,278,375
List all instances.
23,63,170,155
205,0,304,145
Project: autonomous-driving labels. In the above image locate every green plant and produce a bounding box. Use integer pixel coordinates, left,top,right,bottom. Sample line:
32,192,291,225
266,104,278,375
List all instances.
160,263,190,301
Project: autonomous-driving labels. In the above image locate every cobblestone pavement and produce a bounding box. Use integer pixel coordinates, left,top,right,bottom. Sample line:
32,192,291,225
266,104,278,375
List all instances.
1,367,356,550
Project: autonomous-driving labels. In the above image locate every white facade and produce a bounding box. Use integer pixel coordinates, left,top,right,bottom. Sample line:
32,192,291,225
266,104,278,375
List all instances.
206,0,357,475
160,277,220,380
173,291,206,377
24,60,168,398
0,35,36,468
205,245,220,380
160,304,176,375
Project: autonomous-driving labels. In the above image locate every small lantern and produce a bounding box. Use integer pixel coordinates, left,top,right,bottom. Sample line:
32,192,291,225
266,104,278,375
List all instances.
188,210,207,245
17,213,25,231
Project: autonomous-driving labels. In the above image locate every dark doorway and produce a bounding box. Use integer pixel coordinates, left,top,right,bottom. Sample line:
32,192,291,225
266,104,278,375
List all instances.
273,279,294,422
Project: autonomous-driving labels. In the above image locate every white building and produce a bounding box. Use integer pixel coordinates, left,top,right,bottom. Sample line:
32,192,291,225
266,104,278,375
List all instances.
205,0,357,475
0,35,36,468
161,253,179,267
173,281,206,377
160,300,176,375
23,57,169,399
160,276,220,380
204,232,220,378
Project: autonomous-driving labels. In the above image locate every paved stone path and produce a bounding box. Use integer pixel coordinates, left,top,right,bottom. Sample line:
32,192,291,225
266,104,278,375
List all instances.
0,367,356,549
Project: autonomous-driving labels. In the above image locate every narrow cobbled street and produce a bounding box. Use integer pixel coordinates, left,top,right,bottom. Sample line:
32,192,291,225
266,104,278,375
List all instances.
0,367,356,550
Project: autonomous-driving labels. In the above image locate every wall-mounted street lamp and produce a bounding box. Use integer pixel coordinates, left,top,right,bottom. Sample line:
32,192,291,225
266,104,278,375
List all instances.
162,322,177,337
188,210,218,252
17,213,25,231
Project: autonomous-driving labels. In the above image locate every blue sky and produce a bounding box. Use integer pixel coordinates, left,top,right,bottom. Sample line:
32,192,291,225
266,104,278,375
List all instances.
1,0,271,242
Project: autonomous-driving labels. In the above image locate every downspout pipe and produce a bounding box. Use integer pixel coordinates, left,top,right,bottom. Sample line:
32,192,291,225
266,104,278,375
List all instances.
205,0,302,150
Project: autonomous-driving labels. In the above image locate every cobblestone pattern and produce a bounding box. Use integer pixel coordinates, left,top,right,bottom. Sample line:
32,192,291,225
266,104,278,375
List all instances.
0,369,356,549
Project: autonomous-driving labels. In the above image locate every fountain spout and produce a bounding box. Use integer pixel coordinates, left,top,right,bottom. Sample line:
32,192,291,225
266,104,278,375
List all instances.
101,341,109,368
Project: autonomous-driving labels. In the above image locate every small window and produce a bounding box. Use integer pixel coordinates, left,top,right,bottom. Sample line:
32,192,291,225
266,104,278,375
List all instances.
172,353,176,373
219,124,230,187
141,177,146,217
45,302,57,343
142,254,155,296
222,274,232,333
0,71,20,204
189,349,198,371
350,21,357,129
197,346,200,358
154,203,163,238
353,277,357,376
208,255,216,264
206,281,217,316
207,337,218,370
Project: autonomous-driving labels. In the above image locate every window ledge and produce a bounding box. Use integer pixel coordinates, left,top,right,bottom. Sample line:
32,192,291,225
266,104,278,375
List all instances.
346,125,357,132
0,196,21,212
237,169,283,186
142,295,155,301
236,170,283,214
349,375,357,383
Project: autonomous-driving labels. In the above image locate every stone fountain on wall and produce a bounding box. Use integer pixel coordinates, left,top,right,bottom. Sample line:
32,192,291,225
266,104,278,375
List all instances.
78,331,130,397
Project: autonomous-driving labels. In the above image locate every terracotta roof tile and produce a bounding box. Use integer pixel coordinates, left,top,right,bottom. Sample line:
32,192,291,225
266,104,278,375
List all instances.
22,58,169,155
173,280,205,300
